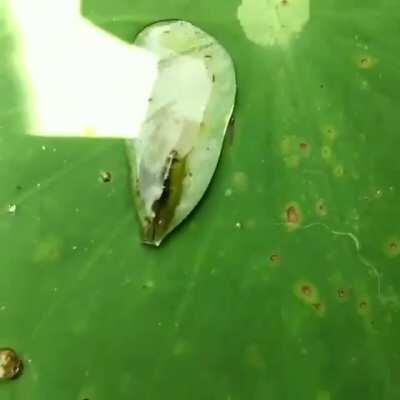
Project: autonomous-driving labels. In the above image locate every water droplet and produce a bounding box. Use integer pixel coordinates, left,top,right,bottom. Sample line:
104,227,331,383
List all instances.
0,305,6,311
72,245,78,251
224,188,232,197
41,145,46,150
235,222,242,229
7,204,16,214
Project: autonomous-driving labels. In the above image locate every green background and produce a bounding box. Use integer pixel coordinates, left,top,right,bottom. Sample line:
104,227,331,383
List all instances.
1,0,400,399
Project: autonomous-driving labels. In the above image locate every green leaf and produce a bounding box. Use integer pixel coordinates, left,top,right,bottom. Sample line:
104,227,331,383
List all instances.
1,1,400,400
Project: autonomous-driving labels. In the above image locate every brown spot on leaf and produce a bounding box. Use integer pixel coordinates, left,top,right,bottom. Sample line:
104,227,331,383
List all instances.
302,285,312,297
294,280,319,304
286,205,300,225
384,237,400,258
358,55,376,70
270,254,280,266
316,199,327,216
359,301,367,309
358,300,370,316
299,142,311,157
312,302,326,317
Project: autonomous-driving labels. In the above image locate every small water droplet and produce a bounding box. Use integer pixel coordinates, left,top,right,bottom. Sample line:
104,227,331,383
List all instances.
36,183,41,188
0,305,6,311
225,188,232,197
235,222,242,229
7,204,16,214
72,245,78,251
41,145,46,151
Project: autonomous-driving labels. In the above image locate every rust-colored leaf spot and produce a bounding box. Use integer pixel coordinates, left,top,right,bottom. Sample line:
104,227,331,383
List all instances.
384,237,400,258
358,300,370,316
299,142,310,155
312,302,326,317
294,280,319,304
358,56,375,69
286,205,300,225
315,199,327,217
359,301,368,309
301,285,312,297
270,253,280,266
